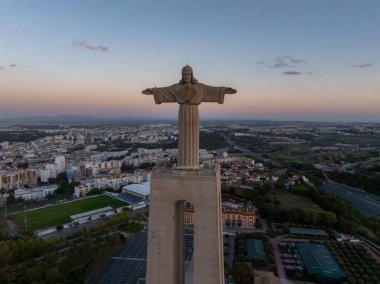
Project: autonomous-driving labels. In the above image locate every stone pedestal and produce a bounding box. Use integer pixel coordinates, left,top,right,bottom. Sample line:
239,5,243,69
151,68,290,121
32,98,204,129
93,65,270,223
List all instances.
146,165,224,284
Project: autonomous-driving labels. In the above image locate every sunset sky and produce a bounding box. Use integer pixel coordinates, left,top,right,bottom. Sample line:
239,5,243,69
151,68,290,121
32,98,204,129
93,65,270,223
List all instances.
1,0,379,121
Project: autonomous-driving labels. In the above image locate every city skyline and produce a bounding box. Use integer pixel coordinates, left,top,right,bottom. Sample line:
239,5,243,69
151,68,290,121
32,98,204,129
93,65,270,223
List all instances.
1,0,379,122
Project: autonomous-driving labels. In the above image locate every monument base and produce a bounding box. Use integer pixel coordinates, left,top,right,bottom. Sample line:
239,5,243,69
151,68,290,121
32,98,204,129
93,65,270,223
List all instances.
146,165,224,284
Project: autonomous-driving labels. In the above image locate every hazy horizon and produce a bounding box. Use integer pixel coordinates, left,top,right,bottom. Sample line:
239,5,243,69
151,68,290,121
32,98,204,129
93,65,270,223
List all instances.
0,114,379,124
1,0,379,121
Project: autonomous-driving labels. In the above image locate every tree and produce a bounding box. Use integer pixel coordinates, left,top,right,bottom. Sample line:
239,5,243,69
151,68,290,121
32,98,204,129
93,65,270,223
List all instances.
255,218,263,228
355,165,367,190
230,262,253,284
5,196,15,205
87,188,103,196
303,208,320,225
17,162,29,169
320,211,337,226
308,176,322,187
274,179,286,190
105,187,116,192
45,267,62,284
56,172,67,182
121,162,133,173
139,162,156,170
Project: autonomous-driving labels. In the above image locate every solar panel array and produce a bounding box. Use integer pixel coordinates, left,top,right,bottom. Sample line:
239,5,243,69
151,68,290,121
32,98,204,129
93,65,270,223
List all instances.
289,227,329,237
92,232,147,284
184,233,194,269
296,243,346,280
92,231,195,284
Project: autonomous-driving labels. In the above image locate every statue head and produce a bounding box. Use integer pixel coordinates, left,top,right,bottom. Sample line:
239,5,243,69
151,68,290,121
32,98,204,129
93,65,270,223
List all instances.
180,65,198,84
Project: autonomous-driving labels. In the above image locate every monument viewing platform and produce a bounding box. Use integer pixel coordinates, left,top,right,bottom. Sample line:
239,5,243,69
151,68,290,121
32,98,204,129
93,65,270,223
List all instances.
154,164,219,177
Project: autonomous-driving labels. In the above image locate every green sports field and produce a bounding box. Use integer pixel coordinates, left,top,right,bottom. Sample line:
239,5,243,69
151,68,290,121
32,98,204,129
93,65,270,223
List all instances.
12,194,127,232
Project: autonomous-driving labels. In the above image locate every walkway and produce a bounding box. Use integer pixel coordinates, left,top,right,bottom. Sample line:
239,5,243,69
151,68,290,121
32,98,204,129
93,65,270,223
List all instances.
271,237,286,279
228,234,235,269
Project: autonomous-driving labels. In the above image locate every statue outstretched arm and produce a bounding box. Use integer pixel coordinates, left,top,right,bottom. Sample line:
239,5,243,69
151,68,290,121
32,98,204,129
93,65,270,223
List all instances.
225,87,237,94
142,88,154,95
142,85,178,104
201,84,237,104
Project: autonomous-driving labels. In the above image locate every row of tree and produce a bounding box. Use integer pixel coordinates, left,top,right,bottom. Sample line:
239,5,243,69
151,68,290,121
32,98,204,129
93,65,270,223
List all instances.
0,211,134,283
0,234,121,284
328,165,380,196
327,241,380,284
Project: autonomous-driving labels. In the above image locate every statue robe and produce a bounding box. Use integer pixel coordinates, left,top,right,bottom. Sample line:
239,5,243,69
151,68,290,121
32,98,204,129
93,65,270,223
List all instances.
151,83,227,168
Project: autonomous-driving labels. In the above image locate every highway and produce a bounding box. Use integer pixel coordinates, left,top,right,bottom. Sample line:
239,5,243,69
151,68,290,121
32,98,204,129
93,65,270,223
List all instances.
221,133,280,167
322,180,380,219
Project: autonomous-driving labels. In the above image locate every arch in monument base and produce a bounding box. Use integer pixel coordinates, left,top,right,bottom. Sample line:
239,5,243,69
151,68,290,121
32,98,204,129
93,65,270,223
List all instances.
146,166,224,284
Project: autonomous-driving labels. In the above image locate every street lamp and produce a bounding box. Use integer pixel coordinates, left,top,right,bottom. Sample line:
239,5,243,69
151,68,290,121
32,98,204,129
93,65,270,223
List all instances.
24,205,27,231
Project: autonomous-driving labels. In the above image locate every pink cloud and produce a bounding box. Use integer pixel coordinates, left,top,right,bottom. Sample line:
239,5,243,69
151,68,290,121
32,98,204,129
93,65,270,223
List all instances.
98,46,109,52
0,63,23,70
268,55,308,68
73,41,109,52
283,71,302,75
350,63,373,68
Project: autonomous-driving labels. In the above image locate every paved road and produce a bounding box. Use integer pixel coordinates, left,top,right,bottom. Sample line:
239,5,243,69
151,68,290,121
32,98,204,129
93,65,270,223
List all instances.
322,180,380,218
228,234,235,270
271,236,293,284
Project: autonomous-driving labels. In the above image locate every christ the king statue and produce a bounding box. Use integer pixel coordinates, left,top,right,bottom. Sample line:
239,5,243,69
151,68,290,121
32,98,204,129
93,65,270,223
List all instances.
143,65,236,169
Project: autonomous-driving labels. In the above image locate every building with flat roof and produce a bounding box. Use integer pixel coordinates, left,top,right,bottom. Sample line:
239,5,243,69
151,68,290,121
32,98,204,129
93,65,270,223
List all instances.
74,184,90,198
0,169,38,190
70,206,113,222
296,243,346,283
246,239,266,260
289,227,329,238
184,201,256,228
14,185,58,200
122,182,150,197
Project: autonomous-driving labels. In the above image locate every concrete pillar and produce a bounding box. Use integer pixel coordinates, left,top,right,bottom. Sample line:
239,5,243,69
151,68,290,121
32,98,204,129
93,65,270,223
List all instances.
177,104,199,168
146,166,224,284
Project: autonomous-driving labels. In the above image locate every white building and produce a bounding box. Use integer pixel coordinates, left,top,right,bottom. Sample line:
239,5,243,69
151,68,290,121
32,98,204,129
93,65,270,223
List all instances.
14,185,58,201
79,174,136,191
74,184,90,198
38,156,66,182
55,156,65,172
122,181,150,197
0,141,9,150
39,169,56,183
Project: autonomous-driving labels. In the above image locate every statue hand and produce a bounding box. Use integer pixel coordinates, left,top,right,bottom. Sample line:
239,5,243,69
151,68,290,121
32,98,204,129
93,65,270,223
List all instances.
225,87,237,94
142,88,153,95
